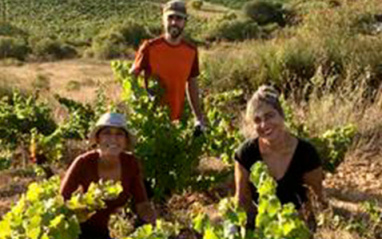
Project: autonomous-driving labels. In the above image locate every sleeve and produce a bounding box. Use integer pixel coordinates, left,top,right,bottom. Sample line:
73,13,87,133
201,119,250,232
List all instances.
234,146,245,165
131,40,150,76
234,141,253,172
129,158,148,204
60,156,84,200
302,140,322,173
189,48,200,79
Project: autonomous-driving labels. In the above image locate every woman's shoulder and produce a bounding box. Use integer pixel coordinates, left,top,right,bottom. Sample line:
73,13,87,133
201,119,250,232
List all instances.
236,138,259,157
120,152,140,167
295,137,322,170
235,138,260,170
70,150,99,166
120,152,143,177
296,137,319,154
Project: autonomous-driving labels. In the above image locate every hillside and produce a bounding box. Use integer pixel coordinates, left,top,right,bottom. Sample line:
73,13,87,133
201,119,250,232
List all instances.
0,0,382,238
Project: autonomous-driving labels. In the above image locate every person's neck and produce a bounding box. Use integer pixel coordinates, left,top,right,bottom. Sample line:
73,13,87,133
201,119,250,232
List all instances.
98,150,120,166
164,33,182,45
259,131,293,152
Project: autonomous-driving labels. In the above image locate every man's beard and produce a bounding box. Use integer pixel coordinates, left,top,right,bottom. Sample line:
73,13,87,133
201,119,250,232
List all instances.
167,25,183,39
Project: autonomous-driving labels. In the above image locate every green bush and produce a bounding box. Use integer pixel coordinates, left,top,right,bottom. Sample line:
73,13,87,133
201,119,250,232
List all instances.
222,12,238,21
116,21,151,49
200,46,260,92
66,80,81,91
311,124,357,172
113,61,206,200
191,162,310,239
0,176,122,239
32,74,50,91
0,150,11,171
32,38,77,60
191,0,204,10
0,91,57,151
204,18,262,41
243,0,286,26
91,22,150,59
0,78,14,99
0,36,29,60
282,38,317,81
0,22,28,38
54,94,96,140
91,31,126,59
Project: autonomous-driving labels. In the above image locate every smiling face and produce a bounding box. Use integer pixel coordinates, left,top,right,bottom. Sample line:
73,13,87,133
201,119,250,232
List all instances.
97,127,128,157
253,102,286,142
163,13,186,40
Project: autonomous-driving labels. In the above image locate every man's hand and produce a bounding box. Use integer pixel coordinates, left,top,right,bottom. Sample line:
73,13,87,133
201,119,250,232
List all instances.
193,119,207,137
186,77,206,129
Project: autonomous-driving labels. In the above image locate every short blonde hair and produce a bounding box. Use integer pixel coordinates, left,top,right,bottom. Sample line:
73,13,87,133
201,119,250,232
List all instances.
243,85,284,138
246,85,284,121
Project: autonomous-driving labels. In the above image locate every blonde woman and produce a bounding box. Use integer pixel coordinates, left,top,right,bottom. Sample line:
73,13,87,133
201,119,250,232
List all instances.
234,86,323,233
60,113,156,239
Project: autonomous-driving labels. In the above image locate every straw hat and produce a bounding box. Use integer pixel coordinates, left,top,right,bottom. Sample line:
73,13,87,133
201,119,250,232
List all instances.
89,112,135,151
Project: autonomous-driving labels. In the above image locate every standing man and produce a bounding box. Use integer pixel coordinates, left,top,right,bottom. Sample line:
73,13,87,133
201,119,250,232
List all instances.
130,0,205,129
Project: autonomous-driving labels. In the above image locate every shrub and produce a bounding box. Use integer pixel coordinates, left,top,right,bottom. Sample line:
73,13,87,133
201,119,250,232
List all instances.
113,21,151,49
82,78,96,87
0,36,29,60
243,0,286,26
0,22,28,38
32,38,77,60
222,12,238,21
0,77,14,99
113,61,205,200
0,91,57,151
66,80,81,91
91,31,126,59
204,18,262,42
91,21,152,59
32,74,50,91
282,38,317,81
0,150,11,171
191,0,203,10
200,44,261,93
0,176,122,239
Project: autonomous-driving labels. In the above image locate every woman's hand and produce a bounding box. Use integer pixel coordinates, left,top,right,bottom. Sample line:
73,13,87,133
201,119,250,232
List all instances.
136,201,157,225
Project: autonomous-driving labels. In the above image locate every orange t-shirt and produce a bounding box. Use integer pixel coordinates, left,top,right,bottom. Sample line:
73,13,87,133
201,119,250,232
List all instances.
132,36,200,120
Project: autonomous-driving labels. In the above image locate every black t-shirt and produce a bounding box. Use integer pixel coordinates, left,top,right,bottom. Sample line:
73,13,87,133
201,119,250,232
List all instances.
235,137,321,209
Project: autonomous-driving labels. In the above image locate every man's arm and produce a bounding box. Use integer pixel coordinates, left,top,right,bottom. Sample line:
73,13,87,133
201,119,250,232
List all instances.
129,66,149,90
130,40,150,90
186,77,204,125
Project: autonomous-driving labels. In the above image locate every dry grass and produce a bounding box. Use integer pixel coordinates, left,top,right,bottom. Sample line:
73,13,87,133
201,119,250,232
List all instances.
0,59,116,103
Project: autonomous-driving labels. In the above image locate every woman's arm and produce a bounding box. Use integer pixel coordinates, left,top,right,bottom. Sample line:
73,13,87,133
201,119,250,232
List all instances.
130,161,157,224
60,157,84,200
234,161,257,229
303,167,324,203
301,166,324,233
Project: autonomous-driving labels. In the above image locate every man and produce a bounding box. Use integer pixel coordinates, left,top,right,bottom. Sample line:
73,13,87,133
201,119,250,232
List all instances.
130,0,205,130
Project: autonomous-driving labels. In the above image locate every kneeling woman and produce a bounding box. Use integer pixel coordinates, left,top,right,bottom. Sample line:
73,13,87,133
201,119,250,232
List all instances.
234,86,323,232
60,113,156,239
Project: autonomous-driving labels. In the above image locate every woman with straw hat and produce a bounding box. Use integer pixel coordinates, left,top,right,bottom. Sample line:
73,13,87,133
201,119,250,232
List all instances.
60,112,156,239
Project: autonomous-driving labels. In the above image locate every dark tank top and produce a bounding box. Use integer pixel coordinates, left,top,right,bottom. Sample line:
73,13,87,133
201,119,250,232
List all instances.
235,138,321,209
